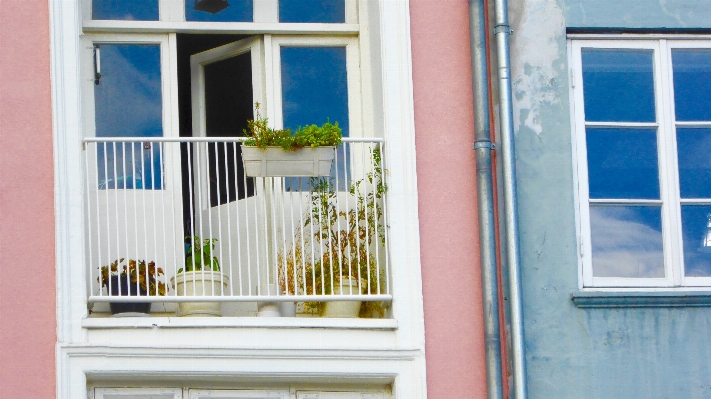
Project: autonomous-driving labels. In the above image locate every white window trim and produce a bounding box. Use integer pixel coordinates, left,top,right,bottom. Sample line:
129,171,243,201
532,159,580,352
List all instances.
571,37,711,289
94,387,183,399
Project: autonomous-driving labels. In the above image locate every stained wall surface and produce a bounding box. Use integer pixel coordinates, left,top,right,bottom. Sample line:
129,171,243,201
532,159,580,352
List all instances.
0,0,57,398
409,1,489,398
509,0,711,398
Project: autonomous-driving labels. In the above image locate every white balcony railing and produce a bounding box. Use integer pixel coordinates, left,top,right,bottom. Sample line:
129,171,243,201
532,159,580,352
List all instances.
83,137,391,311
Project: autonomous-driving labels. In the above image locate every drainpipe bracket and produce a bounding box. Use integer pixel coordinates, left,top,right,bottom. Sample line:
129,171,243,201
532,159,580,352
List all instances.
494,24,513,35
474,140,496,150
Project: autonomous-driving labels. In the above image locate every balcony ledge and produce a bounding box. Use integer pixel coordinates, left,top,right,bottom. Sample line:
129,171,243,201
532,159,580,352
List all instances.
82,316,398,330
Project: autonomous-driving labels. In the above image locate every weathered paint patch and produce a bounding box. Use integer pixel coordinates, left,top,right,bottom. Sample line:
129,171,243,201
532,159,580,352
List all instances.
509,0,566,136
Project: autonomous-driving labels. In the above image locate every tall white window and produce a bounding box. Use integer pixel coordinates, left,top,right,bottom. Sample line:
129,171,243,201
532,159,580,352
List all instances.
571,39,711,288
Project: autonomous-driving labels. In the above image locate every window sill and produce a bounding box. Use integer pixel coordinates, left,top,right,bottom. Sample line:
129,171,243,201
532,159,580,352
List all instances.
571,291,711,308
82,316,398,330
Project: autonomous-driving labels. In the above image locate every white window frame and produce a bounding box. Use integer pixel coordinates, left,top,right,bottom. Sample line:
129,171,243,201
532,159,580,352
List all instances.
571,38,711,289
53,1,426,399
94,387,183,399
81,33,178,141
92,388,387,399
268,35,362,138
81,0,359,24
188,390,289,399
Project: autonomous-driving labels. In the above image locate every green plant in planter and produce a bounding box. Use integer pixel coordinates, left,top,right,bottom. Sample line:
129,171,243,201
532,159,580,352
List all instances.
98,258,167,296
181,236,220,273
278,147,387,317
243,103,342,151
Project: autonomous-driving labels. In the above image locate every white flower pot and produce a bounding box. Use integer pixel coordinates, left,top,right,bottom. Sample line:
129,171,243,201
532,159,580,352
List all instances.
321,277,363,318
241,146,335,177
256,283,281,317
171,271,229,317
279,301,297,317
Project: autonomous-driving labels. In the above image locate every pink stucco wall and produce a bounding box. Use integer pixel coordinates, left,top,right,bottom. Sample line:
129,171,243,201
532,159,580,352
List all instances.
0,1,57,398
410,1,488,398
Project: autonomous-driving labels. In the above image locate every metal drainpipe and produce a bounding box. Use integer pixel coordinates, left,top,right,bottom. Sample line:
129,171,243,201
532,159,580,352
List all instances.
468,1,504,399
492,0,529,397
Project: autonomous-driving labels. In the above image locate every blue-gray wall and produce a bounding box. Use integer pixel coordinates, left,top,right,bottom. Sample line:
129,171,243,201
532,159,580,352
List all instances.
507,1,711,398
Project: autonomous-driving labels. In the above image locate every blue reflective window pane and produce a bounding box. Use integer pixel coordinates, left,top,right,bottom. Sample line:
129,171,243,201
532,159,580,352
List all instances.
279,0,345,23
186,0,253,22
681,205,711,277
677,128,711,198
281,46,348,190
586,128,659,199
590,205,665,278
672,49,711,121
281,47,348,135
94,44,163,189
93,0,158,20
582,49,655,122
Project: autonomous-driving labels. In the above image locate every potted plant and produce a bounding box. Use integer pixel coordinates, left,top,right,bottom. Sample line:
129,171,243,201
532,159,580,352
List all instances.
171,236,229,317
278,148,387,318
98,258,167,316
241,103,342,177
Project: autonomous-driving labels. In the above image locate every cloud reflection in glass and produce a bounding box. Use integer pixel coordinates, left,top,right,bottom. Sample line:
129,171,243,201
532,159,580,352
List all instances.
681,206,711,276
94,44,163,190
590,205,664,278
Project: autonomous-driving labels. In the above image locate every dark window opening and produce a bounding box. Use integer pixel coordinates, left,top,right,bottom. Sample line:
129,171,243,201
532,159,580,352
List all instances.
177,34,256,233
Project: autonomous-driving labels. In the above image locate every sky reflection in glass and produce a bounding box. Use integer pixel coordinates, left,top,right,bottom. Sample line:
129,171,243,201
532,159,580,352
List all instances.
93,0,158,20
279,0,345,23
582,49,655,122
281,46,348,190
186,0,253,22
672,49,711,121
590,205,664,278
676,128,711,199
281,47,348,134
681,205,711,277
94,44,163,189
586,128,659,199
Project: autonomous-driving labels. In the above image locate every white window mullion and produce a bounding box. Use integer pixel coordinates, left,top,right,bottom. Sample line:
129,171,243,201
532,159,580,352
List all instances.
82,0,92,22
254,0,279,23
653,39,679,287
346,0,359,24
160,0,185,22
264,34,279,127
658,40,685,286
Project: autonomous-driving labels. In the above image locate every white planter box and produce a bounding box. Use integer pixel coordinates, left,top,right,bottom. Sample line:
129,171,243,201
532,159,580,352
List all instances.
241,146,335,177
